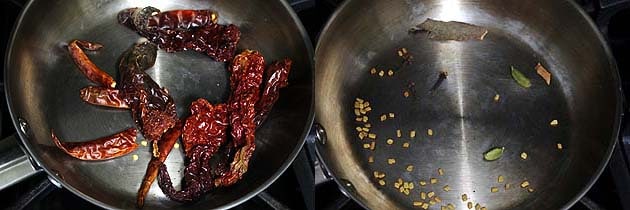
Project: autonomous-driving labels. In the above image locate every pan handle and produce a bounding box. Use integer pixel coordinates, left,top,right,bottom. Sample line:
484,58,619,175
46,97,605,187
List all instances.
306,123,334,185
0,134,42,191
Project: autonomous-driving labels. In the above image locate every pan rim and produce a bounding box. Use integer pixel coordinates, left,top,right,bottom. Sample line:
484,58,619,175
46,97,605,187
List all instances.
312,0,624,209
3,0,315,209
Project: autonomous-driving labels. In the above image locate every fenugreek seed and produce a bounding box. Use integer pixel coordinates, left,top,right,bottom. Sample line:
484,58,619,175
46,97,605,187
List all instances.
364,101,370,107
404,182,410,188
141,140,148,147
505,183,511,190
481,207,487,210
419,180,427,186
354,109,361,116
402,48,408,54
550,119,559,126
379,71,385,77
494,94,500,102
413,201,423,206
365,123,371,128
475,203,481,210
355,117,362,122
427,191,435,198
132,154,139,161
422,203,429,209
362,116,368,122
404,91,410,98
360,109,367,115
404,189,411,195
362,127,370,132
557,143,563,150
462,194,468,202
370,142,376,150
365,107,372,112
379,180,386,186
410,130,416,138
370,68,377,74
498,175,504,183
521,181,530,188
380,115,387,121
368,156,374,163
406,165,414,172
356,127,362,132
387,139,394,145
520,152,528,160
491,187,499,193
428,129,434,136
388,112,395,118
528,188,535,193
421,191,427,199
467,202,473,209
388,158,396,165
409,182,415,189
402,142,410,148
430,200,436,205
388,70,394,76
430,178,438,184
398,50,404,57
395,182,402,189
368,133,377,139
443,185,451,192
438,168,444,176
356,98,364,103
363,143,371,149
397,129,402,138
447,204,456,210
174,143,180,149
434,196,442,203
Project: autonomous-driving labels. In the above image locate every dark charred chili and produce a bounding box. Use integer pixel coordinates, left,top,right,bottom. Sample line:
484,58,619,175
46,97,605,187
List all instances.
214,50,265,187
51,128,138,161
118,42,178,143
118,7,240,62
137,121,183,208
80,86,129,109
157,99,228,203
255,59,292,127
67,40,117,88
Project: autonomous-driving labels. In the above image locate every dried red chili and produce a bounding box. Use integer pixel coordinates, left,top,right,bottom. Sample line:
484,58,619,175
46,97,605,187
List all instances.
51,128,138,161
255,59,292,126
157,99,229,203
214,50,265,187
67,40,116,88
80,86,129,109
137,121,183,208
118,42,177,143
118,7,240,62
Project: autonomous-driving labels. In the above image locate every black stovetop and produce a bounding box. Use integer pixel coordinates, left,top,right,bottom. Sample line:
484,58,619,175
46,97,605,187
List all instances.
3,0,630,210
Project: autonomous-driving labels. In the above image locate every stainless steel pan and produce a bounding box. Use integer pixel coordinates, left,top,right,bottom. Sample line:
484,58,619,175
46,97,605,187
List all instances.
3,0,313,209
314,0,622,209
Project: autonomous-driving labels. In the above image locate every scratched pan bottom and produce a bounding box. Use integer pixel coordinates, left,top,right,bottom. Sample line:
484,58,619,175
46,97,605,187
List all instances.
345,31,572,209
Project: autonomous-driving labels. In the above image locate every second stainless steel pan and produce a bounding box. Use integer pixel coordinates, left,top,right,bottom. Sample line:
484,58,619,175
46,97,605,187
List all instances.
315,0,621,209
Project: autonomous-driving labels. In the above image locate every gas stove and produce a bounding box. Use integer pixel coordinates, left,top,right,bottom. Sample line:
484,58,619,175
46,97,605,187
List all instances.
2,0,630,210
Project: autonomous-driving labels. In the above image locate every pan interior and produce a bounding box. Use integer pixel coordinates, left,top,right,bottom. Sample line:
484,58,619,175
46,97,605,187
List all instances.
315,0,619,209
5,0,313,209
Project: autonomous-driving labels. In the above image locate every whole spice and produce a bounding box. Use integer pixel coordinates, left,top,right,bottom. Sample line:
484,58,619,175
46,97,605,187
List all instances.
483,147,505,161
67,40,116,88
535,63,552,85
255,59,292,126
51,128,138,160
511,66,531,88
118,7,240,62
